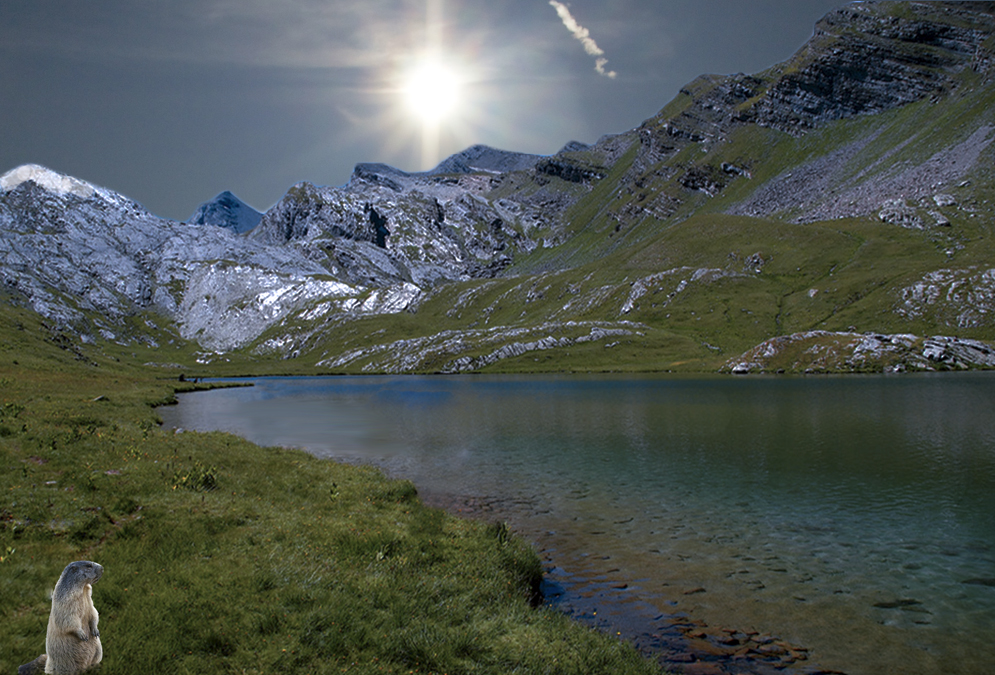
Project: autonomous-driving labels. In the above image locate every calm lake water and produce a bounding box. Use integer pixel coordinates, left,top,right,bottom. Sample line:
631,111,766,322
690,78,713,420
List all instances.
159,374,995,675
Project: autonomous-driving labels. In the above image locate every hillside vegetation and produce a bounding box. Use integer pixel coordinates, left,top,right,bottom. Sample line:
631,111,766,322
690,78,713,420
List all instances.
0,305,660,674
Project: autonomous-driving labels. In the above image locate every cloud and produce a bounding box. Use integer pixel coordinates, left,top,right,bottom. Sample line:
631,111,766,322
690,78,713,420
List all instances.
548,1,617,79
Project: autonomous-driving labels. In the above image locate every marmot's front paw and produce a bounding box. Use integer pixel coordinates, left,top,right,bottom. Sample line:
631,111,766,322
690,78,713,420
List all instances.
77,630,89,641
92,628,100,638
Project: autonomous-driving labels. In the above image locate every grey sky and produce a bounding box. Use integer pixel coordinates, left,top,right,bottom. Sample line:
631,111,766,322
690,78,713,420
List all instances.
1,0,844,220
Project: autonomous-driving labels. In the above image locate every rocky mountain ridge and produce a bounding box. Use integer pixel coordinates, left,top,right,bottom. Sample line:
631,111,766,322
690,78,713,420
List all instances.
3,1,995,373
576,0,995,229
0,150,576,352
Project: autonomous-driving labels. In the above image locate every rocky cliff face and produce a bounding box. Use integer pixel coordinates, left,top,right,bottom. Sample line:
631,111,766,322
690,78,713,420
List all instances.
248,174,519,288
246,143,603,289
580,1,995,228
748,1,995,132
2,2,995,373
640,2,994,143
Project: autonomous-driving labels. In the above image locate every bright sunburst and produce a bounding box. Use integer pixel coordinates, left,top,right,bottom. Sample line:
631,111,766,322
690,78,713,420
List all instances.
384,0,484,170
401,54,466,169
403,59,461,125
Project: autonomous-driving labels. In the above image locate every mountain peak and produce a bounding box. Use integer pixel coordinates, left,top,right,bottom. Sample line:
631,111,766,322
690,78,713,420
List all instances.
0,164,98,199
188,190,262,234
348,144,545,188
428,145,543,175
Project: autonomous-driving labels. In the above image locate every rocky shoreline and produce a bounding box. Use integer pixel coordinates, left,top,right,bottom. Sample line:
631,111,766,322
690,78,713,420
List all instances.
427,492,843,675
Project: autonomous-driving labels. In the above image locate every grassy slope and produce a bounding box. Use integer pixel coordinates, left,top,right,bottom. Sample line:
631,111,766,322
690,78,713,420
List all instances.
258,74,995,374
0,302,660,675
263,199,991,374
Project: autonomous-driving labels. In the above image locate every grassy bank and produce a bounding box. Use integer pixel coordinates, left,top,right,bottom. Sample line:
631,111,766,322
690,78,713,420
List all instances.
0,305,660,674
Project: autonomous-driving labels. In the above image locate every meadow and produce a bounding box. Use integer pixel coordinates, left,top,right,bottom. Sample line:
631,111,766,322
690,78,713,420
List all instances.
0,302,660,674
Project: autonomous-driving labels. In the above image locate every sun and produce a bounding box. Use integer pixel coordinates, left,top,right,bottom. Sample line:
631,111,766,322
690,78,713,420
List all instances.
403,59,461,125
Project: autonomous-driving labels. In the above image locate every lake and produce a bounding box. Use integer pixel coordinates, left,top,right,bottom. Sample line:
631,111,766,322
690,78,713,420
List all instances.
159,373,995,675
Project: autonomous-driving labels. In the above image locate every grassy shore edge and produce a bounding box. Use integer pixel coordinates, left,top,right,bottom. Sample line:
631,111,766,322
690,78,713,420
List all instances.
0,320,661,674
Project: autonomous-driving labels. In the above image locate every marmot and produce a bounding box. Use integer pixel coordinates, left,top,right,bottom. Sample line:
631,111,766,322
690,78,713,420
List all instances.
18,561,103,675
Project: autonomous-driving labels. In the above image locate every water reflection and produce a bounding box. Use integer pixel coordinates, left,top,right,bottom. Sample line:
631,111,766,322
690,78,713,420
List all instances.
160,373,995,675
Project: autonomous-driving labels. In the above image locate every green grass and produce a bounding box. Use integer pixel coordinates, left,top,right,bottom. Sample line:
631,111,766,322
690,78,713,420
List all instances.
0,302,662,675
237,197,994,375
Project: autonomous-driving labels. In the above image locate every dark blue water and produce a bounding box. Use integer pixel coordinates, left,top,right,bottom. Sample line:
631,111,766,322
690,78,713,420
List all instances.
160,373,995,675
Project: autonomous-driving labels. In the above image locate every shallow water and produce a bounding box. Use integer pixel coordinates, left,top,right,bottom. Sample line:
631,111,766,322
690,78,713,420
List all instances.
160,373,995,675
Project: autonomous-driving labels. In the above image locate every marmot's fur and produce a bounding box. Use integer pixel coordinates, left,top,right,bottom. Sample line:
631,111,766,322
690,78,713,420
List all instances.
18,561,103,675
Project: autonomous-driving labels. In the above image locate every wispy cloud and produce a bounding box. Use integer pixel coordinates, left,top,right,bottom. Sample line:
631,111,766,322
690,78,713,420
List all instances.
548,1,616,79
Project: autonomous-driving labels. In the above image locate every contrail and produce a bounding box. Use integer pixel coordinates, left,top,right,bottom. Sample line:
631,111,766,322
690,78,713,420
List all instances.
548,1,617,78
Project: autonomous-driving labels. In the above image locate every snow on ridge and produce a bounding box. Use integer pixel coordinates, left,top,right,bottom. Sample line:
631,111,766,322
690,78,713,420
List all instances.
0,164,99,198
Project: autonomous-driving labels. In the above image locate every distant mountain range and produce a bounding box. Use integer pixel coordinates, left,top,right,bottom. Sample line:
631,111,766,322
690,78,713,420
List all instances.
2,0,995,373
188,191,262,235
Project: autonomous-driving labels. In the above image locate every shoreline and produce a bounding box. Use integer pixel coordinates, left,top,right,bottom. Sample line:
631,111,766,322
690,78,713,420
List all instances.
425,491,829,675
159,374,995,675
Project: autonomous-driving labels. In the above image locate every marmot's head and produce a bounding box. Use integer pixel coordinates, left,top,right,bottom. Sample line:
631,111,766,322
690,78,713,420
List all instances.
54,561,103,599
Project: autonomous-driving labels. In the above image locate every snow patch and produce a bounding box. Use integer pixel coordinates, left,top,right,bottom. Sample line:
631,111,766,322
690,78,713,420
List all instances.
0,164,97,199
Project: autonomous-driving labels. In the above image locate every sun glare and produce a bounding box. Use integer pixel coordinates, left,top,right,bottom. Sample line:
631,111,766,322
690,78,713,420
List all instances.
404,60,460,124
358,0,496,171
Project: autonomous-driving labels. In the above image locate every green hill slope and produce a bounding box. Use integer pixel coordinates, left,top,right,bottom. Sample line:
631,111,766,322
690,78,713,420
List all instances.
242,2,995,375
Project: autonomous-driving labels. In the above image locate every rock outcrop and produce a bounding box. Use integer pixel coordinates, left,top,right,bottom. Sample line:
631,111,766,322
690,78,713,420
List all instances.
725,331,995,374
747,1,995,132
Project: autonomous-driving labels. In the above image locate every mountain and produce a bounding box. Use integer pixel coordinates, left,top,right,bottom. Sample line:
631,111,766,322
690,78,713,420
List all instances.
2,1,995,374
0,158,542,352
188,191,262,234
0,163,342,352
426,144,544,175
